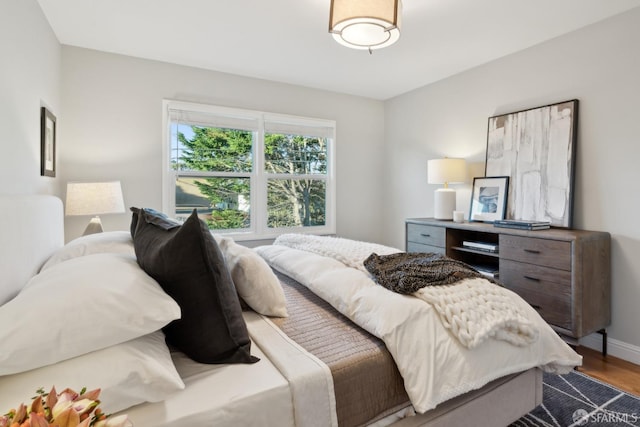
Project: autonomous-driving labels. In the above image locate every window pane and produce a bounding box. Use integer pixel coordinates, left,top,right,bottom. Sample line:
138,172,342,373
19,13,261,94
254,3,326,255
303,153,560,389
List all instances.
172,125,253,172
264,134,327,174
267,179,326,228
176,177,250,230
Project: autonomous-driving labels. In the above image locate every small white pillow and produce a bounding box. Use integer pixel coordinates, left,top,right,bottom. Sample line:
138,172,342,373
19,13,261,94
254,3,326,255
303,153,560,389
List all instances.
0,253,181,376
41,231,135,271
214,236,287,318
0,331,185,414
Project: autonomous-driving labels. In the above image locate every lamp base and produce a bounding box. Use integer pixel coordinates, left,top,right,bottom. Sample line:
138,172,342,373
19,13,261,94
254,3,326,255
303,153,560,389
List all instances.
83,216,104,236
434,188,456,220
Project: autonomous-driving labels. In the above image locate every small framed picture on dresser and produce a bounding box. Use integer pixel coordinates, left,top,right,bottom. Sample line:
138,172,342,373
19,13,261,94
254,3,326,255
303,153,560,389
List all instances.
40,107,56,177
469,176,509,222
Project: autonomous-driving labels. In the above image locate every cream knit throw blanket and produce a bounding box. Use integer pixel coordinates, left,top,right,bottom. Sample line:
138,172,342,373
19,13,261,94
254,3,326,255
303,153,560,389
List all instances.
274,234,538,349
413,278,538,348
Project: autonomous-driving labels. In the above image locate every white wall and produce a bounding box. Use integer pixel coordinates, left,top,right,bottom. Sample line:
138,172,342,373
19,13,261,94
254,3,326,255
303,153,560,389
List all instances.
0,0,61,195
383,8,640,352
60,47,386,243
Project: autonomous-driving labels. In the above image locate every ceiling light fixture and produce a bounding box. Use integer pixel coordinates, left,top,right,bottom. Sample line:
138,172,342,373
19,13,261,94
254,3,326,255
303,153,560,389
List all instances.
329,0,402,53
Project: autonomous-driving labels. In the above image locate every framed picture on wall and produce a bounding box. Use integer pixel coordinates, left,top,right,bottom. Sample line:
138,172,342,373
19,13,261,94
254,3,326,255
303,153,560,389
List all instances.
485,99,578,228
469,176,509,222
40,107,56,177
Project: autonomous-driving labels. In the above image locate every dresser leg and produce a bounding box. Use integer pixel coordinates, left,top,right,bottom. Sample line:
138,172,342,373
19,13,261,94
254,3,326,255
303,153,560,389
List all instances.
598,329,607,357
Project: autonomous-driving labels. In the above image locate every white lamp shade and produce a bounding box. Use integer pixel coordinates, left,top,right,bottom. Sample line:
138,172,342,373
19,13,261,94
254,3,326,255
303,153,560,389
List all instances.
65,181,125,216
329,0,402,50
427,158,467,185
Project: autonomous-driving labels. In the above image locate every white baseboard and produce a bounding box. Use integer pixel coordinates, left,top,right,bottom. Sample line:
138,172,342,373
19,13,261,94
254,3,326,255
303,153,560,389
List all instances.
579,332,640,366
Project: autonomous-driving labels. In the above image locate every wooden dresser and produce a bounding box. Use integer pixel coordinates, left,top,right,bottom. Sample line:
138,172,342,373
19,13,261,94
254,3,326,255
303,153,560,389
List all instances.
405,218,611,349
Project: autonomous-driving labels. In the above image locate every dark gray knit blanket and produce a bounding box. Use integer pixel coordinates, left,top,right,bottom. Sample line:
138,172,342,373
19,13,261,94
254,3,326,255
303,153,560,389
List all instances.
363,252,499,294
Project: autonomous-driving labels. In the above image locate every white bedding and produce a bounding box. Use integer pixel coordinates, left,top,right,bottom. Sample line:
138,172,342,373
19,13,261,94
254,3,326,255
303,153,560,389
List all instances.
274,234,539,349
116,311,336,427
256,244,582,413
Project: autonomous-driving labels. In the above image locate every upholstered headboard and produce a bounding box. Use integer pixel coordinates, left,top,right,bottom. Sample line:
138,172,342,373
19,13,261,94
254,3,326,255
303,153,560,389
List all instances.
0,195,64,304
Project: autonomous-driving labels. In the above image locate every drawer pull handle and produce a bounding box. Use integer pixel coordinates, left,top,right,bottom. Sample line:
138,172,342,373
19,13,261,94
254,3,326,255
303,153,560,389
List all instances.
420,233,431,237
524,275,540,282
524,249,540,254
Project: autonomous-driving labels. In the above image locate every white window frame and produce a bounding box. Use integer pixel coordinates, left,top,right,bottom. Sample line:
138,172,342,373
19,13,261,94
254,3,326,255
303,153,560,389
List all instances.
162,100,336,241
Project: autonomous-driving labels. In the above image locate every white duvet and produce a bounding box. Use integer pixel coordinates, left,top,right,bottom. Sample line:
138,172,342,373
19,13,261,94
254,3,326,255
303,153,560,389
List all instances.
256,244,582,413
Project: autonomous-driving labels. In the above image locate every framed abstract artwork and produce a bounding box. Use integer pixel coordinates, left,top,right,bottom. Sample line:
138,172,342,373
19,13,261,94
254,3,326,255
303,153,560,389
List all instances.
40,107,56,177
485,99,578,228
469,176,509,222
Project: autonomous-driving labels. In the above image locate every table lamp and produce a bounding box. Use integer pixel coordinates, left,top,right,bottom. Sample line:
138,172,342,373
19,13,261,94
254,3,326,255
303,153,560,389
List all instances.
65,181,125,235
427,158,466,220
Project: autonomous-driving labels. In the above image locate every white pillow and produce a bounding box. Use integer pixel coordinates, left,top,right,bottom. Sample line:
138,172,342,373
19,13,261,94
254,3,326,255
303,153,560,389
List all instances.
0,253,181,376
41,231,135,271
214,236,287,318
0,331,185,414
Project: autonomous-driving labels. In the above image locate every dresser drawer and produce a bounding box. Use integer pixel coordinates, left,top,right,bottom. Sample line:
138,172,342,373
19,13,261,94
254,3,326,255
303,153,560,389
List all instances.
500,259,572,329
505,284,572,330
500,259,571,288
406,223,445,248
407,241,446,255
500,235,571,271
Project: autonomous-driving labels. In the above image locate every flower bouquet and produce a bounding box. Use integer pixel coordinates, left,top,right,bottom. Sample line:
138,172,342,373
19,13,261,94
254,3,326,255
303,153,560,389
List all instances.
0,386,131,427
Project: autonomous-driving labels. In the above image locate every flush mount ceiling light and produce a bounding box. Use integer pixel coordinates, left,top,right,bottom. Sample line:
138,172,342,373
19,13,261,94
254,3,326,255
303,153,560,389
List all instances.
329,0,402,52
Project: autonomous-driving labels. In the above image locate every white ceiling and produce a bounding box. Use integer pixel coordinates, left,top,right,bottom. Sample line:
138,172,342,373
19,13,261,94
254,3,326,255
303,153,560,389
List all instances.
37,0,640,100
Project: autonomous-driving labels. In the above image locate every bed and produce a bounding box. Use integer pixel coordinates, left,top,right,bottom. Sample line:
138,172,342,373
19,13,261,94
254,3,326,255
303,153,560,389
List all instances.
0,195,582,426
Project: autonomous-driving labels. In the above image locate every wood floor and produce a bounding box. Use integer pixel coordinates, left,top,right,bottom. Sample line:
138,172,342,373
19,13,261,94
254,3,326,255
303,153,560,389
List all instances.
577,345,640,396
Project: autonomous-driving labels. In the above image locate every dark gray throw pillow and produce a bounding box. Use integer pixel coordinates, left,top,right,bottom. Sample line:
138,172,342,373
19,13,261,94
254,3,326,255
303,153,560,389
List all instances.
129,207,180,238
132,208,258,364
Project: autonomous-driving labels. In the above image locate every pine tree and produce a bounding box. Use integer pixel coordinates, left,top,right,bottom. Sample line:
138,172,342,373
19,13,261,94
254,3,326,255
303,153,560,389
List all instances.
177,125,326,229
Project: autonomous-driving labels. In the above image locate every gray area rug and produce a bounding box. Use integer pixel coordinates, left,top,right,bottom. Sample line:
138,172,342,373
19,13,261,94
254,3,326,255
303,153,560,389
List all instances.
511,370,640,426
